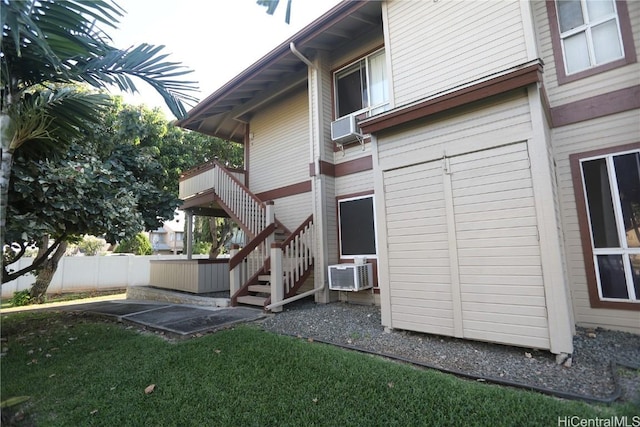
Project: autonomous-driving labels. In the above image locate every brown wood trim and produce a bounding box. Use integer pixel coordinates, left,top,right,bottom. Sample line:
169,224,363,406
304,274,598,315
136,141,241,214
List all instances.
180,189,216,209
309,156,373,177
335,156,373,177
546,0,636,86
229,223,277,271
255,180,312,201
360,63,542,135
551,85,640,128
569,142,640,311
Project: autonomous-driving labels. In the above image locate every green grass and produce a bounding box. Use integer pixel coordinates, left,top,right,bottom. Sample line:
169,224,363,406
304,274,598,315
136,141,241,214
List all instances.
1,312,636,426
1,289,125,309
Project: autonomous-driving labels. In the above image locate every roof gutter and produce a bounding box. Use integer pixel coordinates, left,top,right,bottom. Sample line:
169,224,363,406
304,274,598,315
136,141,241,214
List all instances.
289,42,316,70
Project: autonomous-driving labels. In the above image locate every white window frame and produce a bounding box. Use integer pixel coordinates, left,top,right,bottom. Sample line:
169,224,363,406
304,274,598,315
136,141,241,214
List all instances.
333,48,389,120
337,194,378,260
579,149,640,303
556,0,624,75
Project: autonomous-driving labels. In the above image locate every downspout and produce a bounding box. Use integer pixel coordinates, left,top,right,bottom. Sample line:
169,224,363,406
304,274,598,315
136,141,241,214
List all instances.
289,42,316,70
289,42,329,305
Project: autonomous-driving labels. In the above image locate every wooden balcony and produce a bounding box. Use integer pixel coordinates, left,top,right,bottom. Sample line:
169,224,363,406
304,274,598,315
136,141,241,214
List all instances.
179,161,246,201
149,259,230,294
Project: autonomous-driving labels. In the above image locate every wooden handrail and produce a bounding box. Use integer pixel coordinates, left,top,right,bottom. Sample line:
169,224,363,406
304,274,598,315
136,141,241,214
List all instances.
179,160,246,182
229,223,276,270
210,159,263,206
279,214,313,247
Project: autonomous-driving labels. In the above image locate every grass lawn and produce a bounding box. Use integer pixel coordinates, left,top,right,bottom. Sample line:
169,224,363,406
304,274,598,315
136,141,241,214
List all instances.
1,289,126,310
1,312,636,426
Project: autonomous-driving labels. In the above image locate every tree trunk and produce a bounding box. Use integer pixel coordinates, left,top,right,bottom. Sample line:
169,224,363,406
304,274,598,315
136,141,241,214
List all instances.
208,217,219,259
0,144,14,252
30,241,67,303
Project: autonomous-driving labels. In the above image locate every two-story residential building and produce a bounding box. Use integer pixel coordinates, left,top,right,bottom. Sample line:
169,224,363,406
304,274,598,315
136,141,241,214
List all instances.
174,0,639,358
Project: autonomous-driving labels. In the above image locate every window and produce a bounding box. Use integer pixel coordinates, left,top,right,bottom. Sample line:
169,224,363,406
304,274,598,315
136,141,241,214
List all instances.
548,0,636,83
334,49,388,119
578,149,640,304
338,195,377,258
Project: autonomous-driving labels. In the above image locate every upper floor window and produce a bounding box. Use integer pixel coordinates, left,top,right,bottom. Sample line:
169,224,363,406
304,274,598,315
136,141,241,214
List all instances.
334,49,388,119
557,0,623,74
548,0,636,84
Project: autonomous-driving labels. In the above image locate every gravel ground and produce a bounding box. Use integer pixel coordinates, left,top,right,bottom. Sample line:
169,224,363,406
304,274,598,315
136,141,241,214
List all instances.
260,300,640,403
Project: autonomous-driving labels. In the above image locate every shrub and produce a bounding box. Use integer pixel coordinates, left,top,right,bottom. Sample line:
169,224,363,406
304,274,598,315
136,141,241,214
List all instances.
10,290,33,307
192,241,212,255
77,236,106,256
115,233,153,255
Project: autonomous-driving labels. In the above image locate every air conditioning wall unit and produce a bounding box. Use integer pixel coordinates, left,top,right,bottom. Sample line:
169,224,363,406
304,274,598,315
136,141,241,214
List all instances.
330,114,361,145
328,263,373,292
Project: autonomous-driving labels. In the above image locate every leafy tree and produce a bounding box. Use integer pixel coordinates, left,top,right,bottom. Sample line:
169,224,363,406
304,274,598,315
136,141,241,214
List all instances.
115,233,153,255
1,0,198,264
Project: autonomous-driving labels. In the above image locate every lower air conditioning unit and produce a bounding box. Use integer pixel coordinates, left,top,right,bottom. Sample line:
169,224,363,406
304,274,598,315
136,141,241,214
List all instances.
328,263,373,292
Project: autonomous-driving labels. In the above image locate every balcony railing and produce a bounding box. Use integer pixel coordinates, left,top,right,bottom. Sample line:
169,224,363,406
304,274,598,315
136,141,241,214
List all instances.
179,161,246,200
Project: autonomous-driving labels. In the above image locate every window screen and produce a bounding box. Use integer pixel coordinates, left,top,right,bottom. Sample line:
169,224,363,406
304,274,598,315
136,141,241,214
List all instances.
338,196,377,257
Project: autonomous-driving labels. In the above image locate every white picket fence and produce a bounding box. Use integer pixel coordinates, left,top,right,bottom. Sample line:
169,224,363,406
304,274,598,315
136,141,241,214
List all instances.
1,255,207,298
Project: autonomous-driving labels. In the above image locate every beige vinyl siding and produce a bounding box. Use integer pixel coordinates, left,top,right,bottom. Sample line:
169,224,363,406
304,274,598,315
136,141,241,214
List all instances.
377,90,532,171
552,110,640,333
386,0,528,107
250,89,309,194
532,0,640,106
383,160,455,336
335,170,373,197
272,192,313,231
450,143,550,349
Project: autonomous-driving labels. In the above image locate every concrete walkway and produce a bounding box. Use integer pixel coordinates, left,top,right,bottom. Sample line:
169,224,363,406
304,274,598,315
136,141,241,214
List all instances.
1,295,266,336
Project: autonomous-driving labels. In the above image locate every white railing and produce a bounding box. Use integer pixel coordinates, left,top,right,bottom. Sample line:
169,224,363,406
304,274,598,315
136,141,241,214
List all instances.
269,215,314,312
281,216,314,297
229,223,276,305
180,161,265,238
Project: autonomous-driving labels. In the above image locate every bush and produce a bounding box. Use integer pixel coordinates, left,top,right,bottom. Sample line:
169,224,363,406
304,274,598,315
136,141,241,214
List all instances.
115,233,153,255
10,290,33,307
77,236,106,256
192,241,212,255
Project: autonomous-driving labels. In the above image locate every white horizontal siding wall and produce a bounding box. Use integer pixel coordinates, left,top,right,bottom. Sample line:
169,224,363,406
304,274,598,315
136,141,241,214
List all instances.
250,89,309,194
451,143,550,349
386,0,528,107
383,161,455,336
553,110,640,333
378,90,532,171
375,90,558,350
273,192,313,231
532,0,640,105
335,170,373,197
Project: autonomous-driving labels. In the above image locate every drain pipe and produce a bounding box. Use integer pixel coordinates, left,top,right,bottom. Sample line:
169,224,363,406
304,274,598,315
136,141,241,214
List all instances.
265,284,325,311
290,42,315,69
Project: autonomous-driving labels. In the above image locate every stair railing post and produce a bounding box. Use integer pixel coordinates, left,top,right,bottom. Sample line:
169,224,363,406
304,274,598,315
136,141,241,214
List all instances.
229,244,241,297
264,200,275,251
270,242,284,313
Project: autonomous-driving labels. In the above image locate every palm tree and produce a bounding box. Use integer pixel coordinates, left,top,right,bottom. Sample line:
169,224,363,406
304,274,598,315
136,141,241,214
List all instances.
257,0,293,24
1,0,198,252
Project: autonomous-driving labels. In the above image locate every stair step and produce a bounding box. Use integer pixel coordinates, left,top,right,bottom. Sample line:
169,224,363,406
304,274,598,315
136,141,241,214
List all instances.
258,275,271,282
237,295,267,306
248,284,271,294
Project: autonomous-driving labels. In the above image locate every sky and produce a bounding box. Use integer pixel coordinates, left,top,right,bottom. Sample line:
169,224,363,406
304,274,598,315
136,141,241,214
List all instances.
109,0,342,119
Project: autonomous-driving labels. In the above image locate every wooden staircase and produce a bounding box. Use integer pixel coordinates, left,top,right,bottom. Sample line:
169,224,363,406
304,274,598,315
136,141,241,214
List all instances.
181,160,314,311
